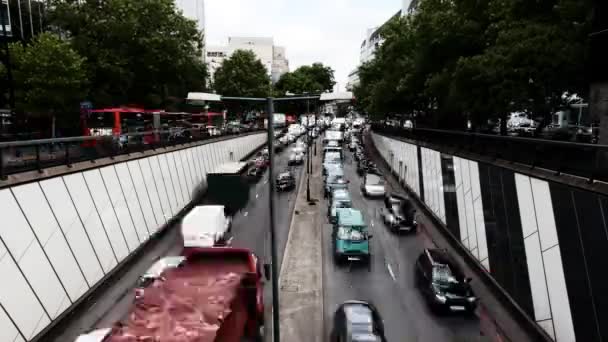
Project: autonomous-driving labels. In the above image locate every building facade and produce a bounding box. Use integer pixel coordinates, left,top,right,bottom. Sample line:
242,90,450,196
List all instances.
271,46,289,83
346,69,360,91
174,0,206,59
206,36,289,85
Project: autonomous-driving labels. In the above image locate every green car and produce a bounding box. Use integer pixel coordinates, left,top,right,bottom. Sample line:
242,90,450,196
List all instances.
328,189,353,224
333,208,372,264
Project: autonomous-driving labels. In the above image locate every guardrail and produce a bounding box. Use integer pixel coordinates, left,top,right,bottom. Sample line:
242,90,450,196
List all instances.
0,128,264,179
372,124,608,183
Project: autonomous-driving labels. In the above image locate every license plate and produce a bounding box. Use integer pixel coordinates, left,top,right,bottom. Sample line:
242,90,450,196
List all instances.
450,306,466,311
399,226,412,231
347,257,361,261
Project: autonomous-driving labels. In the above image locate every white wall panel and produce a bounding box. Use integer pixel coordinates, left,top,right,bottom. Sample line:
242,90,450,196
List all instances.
139,159,166,229
149,156,173,220
195,146,208,187
64,173,116,272
127,161,157,234
0,249,50,339
12,183,87,302
177,150,192,200
83,170,129,261
538,321,555,341
158,154,179,216
44,231,87,301
168,152,187,206
543,246,575,342
99,166,140,251
464,192,477,252
188,148,202,187
181,150,196,196
0,305,23,342
530,179,559,251
515,174,538,238
203,144,216,174
0,189,37,260
115,164,149,242
474,199,488,261
39,178,103,285
18,243,68,318
524,233,552,321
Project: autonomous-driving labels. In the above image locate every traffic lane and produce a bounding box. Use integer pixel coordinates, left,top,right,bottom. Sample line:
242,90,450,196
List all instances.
86,144,300,336
230,144,305,268
322,150,480,342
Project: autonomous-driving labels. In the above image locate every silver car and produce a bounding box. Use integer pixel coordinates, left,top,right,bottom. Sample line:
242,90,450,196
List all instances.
361,173,386,198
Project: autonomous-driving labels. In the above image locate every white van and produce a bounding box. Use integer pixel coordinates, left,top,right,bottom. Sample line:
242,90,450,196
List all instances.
181,205,232,248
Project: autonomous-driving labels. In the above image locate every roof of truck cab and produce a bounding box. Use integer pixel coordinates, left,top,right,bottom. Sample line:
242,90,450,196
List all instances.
336,208,365,227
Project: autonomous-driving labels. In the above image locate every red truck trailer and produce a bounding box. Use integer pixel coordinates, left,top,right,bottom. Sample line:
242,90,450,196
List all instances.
76,247,265,342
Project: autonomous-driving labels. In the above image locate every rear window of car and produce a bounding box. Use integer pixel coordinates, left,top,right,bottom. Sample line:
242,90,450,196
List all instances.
365,174,384,185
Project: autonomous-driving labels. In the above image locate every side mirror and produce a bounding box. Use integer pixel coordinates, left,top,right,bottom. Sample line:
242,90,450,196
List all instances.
263,263,271,281
465,277,472,283
368,234,373,239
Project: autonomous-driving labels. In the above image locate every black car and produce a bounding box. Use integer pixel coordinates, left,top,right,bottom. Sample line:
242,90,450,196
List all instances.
415,248,477,314
331,300,386,342
381,194,417,233
276,171,296,191
357,160,379,176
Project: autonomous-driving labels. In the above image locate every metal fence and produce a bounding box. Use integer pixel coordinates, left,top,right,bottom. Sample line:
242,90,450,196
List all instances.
372,124,608,183
0,128,264,179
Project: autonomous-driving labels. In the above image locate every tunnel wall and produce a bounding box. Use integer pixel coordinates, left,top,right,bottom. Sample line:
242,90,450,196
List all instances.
371,132,608,342
0,133,266,342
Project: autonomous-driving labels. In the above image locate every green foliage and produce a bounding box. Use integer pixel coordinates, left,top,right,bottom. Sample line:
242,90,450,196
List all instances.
356,0,592,129
10,33,87,120
213,49,271,98
275,63,335,95
49,0,207,108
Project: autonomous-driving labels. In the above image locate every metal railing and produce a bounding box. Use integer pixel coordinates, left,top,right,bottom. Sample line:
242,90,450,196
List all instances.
0,128,264,179
372,124,608,183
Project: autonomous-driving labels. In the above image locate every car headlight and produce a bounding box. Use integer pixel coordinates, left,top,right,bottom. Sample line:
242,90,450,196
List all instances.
435,293,447,303
467,296,477,303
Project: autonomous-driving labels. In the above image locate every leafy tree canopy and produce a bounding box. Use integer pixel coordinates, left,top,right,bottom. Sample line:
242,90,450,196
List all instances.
275,63,335,95
213,49,271,98
49,0,207,108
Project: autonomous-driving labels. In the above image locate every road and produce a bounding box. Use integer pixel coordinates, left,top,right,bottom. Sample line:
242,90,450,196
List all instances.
50,140,304,342
321,137,483,342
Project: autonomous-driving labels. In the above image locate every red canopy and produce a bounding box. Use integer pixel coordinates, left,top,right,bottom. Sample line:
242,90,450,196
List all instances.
90,107,163,113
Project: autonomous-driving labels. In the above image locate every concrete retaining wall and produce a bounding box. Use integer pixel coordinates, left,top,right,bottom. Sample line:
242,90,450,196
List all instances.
372,132,608,342
0,133,266,342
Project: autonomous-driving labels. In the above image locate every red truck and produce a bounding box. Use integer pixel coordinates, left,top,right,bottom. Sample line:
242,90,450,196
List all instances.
76,247,266,342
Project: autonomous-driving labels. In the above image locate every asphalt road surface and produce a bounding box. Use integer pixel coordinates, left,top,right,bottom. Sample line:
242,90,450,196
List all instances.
322,141,482,342
51,139,304,342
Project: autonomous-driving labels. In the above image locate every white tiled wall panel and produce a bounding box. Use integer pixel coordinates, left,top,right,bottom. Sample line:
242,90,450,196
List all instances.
127,161,157,234
139,159,166,229
149,156,173,219
99,166,140,251
0,133,265,342
40,178,103,285
158,154,179,216
83,170,129,261
12,183,87,302
115,163,150,242
516,174,575,342
64,173,117,272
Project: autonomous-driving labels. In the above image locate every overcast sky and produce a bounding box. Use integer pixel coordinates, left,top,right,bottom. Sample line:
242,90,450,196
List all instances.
202,0,403,91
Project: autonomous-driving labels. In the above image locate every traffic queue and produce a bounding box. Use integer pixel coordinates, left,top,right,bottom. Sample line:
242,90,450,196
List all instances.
326,118,479,341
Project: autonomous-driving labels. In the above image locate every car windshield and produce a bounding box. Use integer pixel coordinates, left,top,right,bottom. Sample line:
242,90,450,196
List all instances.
334,200,352,208
366,174,385,185
337,227,365,241
328,175,345,183
432,264,456,284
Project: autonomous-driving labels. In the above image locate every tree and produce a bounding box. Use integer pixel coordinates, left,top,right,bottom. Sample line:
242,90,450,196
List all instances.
49,0,207,108
213,49,271,98
275,63,335,95
10,32,87,136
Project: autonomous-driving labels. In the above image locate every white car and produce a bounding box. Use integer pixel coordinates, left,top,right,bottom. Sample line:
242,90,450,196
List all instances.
361,173,386,198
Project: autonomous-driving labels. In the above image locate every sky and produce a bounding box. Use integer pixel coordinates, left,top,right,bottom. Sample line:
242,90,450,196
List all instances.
201,0,405,91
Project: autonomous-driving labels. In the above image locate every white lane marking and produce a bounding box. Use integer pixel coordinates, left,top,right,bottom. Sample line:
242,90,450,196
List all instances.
386,263,396,282
371,220,375,227
264,179,268,184
244,211,249,217
256,193,259,199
